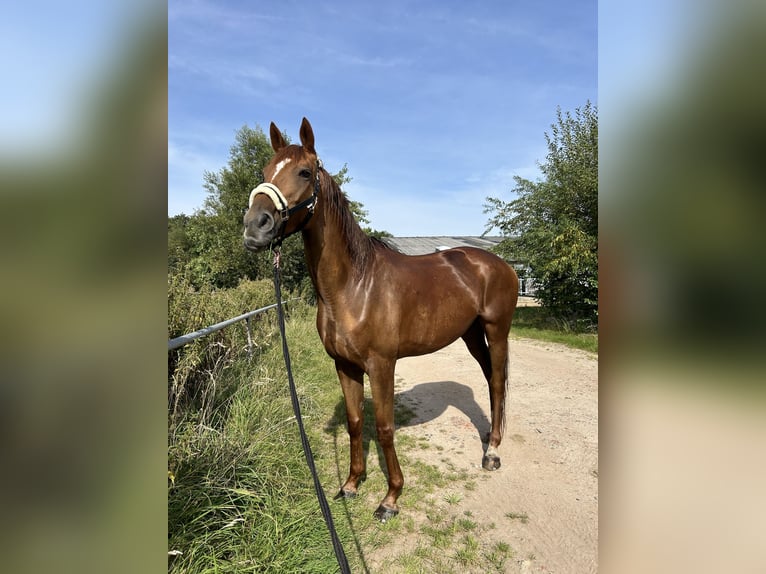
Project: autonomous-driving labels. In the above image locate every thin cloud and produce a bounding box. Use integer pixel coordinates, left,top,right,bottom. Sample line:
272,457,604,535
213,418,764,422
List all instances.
169,0,597,234
336,53,412,68
169,0,284,30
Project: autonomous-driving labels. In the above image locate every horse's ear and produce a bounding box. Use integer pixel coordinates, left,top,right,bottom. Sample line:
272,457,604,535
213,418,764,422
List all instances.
299,117,316,155
270,122,287,151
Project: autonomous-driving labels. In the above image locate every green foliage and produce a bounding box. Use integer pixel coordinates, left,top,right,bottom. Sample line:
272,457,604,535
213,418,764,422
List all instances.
168,124,276,288
169,125,389,289
511,307,598,353
168,295,354,572
167,274,277,416
485,102,597,326
168,211,268,288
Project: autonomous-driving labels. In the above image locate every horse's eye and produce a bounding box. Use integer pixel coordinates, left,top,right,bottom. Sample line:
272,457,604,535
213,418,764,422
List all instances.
299,169,311,179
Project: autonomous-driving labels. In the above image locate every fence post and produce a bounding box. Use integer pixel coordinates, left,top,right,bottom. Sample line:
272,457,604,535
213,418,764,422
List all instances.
245,315,254,358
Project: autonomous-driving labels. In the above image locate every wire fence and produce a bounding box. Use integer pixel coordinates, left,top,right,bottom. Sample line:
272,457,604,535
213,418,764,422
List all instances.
167,299,298,351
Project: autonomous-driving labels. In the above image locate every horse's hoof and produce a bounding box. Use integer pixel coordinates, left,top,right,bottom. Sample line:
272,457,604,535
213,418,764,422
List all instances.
482,455,501,471
373,505,399,523
334,489,357,500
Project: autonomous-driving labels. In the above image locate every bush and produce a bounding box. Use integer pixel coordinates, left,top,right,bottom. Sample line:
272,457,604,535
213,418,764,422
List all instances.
168,275,278,417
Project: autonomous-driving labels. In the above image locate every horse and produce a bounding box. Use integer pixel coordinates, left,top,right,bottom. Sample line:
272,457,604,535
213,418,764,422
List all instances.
243,118,519,522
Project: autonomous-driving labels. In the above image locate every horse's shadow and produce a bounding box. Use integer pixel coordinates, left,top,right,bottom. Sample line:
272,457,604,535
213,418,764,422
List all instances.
395,380,491,441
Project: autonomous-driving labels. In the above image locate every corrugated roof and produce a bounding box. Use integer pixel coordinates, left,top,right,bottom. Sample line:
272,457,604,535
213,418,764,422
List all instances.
380,236,533,292
381,236,504,256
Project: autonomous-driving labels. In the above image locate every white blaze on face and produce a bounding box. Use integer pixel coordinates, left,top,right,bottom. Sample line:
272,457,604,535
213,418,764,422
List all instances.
271,158,291,182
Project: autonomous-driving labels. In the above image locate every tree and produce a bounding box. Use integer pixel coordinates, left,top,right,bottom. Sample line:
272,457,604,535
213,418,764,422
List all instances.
168,214,192,273
485,102,598,326
169,124,388,291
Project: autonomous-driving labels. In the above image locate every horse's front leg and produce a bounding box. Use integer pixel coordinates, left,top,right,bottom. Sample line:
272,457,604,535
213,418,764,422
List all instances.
368,358,403,522
335,360,366,499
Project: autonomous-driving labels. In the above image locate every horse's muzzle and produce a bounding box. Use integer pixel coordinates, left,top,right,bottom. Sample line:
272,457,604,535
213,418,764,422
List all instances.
243,208,280,251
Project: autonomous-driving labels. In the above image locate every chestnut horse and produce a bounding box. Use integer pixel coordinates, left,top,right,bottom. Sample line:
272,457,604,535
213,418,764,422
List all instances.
243,118,518,521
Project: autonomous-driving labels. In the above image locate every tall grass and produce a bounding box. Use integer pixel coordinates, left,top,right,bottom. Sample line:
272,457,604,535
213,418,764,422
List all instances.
168,366,345,572
168,275,276,417
168,279,354,573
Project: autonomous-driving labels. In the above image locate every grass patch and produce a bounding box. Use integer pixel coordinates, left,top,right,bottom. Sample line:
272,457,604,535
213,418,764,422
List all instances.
376,513,513,574
511,306,598,353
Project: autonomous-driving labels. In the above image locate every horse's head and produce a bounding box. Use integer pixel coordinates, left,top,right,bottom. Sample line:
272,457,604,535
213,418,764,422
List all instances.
243,117,320,250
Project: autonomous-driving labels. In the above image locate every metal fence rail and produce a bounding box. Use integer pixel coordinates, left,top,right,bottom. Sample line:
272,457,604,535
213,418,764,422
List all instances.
168,300,297,351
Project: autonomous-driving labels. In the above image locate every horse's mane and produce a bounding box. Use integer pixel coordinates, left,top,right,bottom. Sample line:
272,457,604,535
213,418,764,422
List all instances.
318,167,390,275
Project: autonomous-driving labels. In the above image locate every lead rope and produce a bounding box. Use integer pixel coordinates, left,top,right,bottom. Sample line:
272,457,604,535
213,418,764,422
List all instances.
272,248,351,574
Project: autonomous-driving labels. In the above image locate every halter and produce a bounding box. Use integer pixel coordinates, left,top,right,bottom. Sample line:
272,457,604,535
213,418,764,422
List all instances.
248,159,321,245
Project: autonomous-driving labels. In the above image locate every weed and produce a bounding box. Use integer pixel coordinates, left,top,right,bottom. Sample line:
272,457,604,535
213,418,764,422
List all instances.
403,516,416,533
485,541,513,571
421,522,455,549
454,534,479,565
505,511,529,524
444,492,463,505
395,554,428,573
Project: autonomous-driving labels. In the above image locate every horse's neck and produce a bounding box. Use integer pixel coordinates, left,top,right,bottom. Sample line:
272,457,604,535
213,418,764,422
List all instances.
301,190,365,303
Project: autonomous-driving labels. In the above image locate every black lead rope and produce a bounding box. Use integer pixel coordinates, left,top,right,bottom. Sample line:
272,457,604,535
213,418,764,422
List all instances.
272,249,351,574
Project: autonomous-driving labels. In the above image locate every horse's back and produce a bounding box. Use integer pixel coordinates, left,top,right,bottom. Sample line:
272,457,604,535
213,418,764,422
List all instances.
375,246,518,348
379,245,518,301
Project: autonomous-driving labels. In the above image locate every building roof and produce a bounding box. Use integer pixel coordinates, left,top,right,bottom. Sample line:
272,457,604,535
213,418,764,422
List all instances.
380,236,534,293
381,236,505,256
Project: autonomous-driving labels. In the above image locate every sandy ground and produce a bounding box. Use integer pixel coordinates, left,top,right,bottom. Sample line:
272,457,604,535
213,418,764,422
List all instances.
380,337,598,573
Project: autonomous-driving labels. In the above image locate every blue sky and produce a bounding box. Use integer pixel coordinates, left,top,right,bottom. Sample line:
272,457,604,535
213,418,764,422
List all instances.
169,0,596,236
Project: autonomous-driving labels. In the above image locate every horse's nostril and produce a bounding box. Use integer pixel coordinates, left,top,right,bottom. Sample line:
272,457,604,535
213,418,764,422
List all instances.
256,212,274,231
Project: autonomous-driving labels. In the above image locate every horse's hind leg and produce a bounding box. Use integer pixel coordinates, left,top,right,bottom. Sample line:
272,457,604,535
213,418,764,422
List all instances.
482,320,510,470
461,318,492,382
462,318,507,470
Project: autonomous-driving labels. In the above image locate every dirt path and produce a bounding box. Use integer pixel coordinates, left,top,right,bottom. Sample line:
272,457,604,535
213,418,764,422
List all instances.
385,337,598,573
